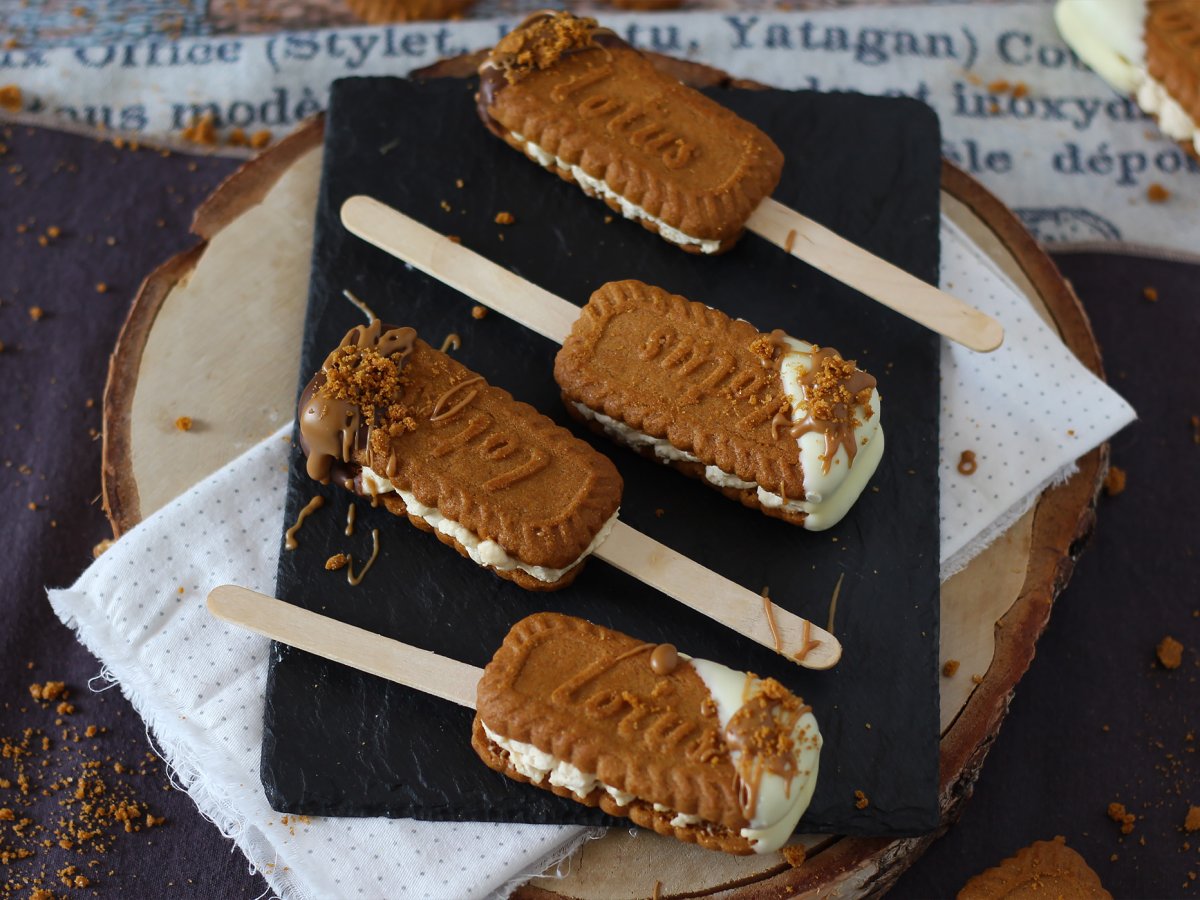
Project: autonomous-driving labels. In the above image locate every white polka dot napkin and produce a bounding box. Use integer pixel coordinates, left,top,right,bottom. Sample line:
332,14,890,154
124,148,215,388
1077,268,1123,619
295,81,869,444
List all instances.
937,218,1134,579
47,222,1133,899
48,432,597,900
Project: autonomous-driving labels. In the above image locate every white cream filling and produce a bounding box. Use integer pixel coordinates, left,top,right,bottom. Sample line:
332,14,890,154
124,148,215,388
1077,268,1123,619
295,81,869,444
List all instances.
1137,74,1200,152
689,658,822,854
1055,0,1200,153
571,336,883,531
359,466,617,583
511,131,723,254
482,723,636,806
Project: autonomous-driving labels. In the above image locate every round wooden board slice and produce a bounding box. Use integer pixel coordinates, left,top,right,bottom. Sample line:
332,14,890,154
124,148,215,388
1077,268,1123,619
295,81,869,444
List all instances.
101,55,1106,899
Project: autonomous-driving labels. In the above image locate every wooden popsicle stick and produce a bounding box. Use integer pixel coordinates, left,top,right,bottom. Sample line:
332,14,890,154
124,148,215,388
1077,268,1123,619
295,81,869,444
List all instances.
747,198,1005,353
596,522,841,670
206,584,480,709
340,195,578,345
340,194,842,668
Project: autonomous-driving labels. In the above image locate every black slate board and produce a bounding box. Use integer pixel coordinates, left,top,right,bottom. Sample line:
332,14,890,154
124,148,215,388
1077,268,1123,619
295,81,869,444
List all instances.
263,75,942,836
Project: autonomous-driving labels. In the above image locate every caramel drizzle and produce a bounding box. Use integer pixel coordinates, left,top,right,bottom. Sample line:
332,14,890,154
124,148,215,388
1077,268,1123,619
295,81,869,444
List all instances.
439,332,461,354
550,640,689,708
482,447,549,492
767,335,877,476
284,496,324,550
345,503,356,537
297,320,417,484
760,588,783,654
826,572,845,635
724,686,812,821
792,620,822,663
430,376,484,423
342,288,377,323
346,528,380,586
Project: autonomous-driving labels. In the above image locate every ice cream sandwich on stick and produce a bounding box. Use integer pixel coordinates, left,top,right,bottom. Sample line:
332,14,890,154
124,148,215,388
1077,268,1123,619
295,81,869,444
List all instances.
298,318,841,667
340,197,881,532
556,280,882,529
475,11,1003,353
209,587,823,855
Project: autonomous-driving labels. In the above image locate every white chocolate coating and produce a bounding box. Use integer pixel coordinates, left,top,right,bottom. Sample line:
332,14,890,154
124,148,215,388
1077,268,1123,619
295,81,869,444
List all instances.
688,658,822,853
1055,0,1200,153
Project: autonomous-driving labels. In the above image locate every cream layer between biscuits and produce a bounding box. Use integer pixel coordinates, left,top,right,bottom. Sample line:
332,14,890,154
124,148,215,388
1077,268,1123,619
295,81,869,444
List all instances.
359,466,617,584
510,131,724,254
1055,0,1200,154
481,656,821,854
571,336,884,531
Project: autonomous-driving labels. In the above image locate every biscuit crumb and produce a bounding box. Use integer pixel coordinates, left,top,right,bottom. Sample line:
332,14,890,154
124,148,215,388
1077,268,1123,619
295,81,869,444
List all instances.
471,305,488,320
1156,636,1183,669
249,130,271,150
95,282,108,294
781,844,807,867
1185,806,1200,832
988,79,1010,93
1012,82,1029,98
1146,183,1170,203
447,235,462,244
455,178,464,188
489,12,601,84
1107,801,1135,834
970,673,983,684
654,508,665,518
174,416,193,432
957,450,977,476
1143,286,1158,302
228,127,248,147
325,553,350,571
942,659,960,677
1103,465,1126,496
439,200,452,212
1192,415,1200,444
854,790,869,810
0,84,22,111
494,211,515,225
180,113,217,146
93,539,114,558
28,306,44,321
29,681,66,702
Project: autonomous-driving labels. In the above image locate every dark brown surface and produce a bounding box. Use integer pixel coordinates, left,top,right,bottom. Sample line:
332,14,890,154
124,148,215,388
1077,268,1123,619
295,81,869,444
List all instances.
0,117,269,897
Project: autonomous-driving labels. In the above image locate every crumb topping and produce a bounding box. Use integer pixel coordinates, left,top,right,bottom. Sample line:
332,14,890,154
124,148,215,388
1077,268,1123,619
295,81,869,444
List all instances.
488,12,603,84
318,344,408,429
781,844,807,867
